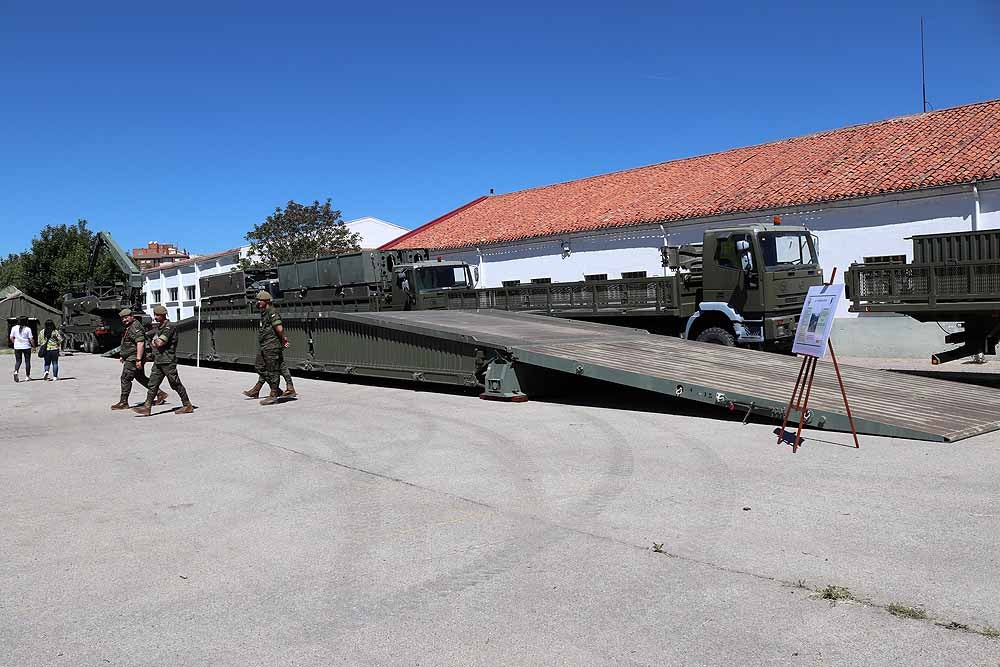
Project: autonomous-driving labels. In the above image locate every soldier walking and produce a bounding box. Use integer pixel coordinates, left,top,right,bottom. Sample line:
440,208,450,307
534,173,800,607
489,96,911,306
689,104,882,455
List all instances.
111,308,166,410
242,357,296,399
134,305,195,416
252,291,290,406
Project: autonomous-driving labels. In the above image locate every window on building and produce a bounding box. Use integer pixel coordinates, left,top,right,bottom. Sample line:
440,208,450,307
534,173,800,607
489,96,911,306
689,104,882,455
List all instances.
185,286,196,300
141,292,147,305
176,308,181,321
152,289,161,303
168,287,178,302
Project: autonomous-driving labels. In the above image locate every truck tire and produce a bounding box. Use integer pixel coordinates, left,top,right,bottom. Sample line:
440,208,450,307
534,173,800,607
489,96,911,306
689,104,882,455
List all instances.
696,326,736,346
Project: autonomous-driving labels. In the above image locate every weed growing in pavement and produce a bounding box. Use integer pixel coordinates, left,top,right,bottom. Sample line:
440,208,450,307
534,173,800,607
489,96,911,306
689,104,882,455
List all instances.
819,585,854,602
887,604,928,620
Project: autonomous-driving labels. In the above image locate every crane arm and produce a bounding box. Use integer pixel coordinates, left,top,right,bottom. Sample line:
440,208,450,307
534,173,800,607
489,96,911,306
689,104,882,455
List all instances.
90,231,143,289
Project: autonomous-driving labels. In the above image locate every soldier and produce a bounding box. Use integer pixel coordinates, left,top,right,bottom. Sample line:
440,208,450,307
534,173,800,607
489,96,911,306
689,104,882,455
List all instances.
134,305,195,416
111,308,166,410
253,291,289,406
242,358,296,399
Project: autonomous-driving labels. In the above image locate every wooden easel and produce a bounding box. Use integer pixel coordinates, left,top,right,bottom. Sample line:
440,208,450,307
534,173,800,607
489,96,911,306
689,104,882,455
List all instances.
777,268,861,453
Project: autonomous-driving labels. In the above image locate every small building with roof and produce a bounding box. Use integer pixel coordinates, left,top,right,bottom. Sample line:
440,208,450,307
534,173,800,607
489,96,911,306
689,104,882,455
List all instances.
1,286,62,345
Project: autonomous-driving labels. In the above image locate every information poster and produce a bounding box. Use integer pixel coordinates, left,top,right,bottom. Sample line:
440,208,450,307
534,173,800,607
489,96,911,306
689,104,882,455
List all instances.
792,284,844,358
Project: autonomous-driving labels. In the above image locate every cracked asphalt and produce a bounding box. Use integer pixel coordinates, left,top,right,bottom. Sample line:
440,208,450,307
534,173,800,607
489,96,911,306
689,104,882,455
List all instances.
3,354,1000,665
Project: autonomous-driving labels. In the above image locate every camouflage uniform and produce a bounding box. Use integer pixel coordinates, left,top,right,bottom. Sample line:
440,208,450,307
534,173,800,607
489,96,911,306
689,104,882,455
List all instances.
255,304,284,393
143,320,191,406
119,319,150,402
255,357,293,388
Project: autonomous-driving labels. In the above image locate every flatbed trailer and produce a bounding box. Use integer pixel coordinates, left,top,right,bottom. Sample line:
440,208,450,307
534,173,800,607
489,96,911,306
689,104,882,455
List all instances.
175,308,1000,442
845,229,1000,364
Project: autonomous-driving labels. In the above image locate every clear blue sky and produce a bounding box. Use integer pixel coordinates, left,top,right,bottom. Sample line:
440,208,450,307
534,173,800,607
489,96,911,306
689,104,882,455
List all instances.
2,0,998,257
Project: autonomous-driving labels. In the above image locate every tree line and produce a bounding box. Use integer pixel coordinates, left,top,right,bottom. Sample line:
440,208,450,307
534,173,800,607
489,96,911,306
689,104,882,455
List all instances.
0,199,363,307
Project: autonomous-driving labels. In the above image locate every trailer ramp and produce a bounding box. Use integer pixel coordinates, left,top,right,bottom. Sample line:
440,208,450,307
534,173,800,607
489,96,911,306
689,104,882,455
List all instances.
179,309,1000,442
338,310,1000,442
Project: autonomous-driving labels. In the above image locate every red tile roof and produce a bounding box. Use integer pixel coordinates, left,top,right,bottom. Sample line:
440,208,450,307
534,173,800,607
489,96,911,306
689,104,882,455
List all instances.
385,99,1000,250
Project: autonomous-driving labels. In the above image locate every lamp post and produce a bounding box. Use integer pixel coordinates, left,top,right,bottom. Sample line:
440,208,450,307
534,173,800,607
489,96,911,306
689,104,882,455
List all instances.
196,293,201,368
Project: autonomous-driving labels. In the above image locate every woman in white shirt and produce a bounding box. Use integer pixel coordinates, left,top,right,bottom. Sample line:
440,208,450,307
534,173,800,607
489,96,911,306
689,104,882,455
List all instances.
9,316,34,382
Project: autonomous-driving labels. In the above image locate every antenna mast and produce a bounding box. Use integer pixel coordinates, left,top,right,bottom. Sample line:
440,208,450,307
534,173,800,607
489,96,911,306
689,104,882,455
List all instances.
920,17,928,113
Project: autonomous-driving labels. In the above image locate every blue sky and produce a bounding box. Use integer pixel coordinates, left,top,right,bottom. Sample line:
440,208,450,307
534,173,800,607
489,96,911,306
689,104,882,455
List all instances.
2,0,998,257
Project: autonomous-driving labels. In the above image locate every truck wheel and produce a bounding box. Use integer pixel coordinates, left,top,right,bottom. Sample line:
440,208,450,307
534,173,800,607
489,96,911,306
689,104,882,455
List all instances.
696,327,736,346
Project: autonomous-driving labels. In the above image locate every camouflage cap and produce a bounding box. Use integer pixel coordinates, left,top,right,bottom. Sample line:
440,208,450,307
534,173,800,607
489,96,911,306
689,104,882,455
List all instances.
255,290,272,301
152,305,168,315
118,308,133,317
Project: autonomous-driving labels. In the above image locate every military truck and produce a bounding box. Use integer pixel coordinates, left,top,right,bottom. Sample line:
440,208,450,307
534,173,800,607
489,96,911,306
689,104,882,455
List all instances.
466,223,823,351
178,223,821,369
62,231,145,352
196,248,476,315
844,229,1000,365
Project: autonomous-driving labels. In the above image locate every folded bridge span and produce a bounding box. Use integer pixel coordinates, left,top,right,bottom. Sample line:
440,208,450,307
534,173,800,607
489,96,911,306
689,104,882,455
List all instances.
177,309,1000,442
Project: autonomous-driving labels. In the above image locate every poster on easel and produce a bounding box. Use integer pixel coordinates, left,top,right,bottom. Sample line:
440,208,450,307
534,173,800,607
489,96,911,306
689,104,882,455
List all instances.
792,284,845,359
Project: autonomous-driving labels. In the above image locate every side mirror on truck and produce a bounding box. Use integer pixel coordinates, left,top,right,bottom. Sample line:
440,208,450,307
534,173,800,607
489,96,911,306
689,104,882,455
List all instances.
662,246,680,271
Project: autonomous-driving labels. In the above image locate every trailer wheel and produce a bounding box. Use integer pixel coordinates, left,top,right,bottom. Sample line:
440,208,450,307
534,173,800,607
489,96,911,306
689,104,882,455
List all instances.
696,326,736,346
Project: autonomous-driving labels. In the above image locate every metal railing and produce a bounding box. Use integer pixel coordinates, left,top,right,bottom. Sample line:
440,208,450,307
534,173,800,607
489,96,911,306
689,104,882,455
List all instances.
467,277,686,315
848,262,1000,306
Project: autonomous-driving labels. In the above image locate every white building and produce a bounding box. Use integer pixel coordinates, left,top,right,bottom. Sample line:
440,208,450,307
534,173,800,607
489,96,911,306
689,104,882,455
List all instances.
385,100,1000,320
142,247,249,322
142,216,409,320
347,216,408,249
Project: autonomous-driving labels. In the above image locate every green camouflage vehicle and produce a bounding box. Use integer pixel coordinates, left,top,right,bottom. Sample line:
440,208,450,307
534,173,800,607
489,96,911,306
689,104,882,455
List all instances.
177,223,822,367
61,231,146,353
469,223,822,352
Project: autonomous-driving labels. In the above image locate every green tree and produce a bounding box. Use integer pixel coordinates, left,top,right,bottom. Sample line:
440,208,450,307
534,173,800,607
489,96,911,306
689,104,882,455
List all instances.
0,220,121,307
241,199,363,268
0,252,27,292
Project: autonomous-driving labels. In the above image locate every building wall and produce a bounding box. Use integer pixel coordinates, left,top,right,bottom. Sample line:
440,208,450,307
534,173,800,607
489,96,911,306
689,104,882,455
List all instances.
435,181,1000,318
143,249,248,321
346,217,408,248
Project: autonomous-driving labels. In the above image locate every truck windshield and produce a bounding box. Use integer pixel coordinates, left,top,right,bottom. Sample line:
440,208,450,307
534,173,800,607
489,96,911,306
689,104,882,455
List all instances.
417,266,471,291
757,232,818,268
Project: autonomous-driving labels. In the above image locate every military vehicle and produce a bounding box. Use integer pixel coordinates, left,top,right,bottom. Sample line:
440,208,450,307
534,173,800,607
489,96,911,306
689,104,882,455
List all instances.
469,223,822,351
183,223,821,357
172,241,1000,444
61,231,145,352
845,229,1000,365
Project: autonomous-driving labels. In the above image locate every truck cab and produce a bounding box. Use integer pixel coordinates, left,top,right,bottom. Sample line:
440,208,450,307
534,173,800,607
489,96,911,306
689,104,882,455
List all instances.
391,260,478,310
686,224,823,348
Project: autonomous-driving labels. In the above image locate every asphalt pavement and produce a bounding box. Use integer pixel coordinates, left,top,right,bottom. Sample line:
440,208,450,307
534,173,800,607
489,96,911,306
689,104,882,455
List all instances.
3,354,1000,666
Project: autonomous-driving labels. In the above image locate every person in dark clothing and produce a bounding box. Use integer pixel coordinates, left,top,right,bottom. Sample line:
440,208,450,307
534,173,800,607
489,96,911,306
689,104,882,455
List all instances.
133,305,195,416
111,308,165,409
253,291,290,406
